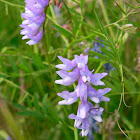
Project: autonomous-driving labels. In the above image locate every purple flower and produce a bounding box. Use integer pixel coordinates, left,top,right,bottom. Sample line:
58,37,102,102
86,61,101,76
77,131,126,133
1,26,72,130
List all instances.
69,102,104,136
20,0,50,45
55,54,111,137
74,54,88,69
7,137,12,140
57,91,78,105
75,79,88,101
55,67,80,86
90,107,104,122
55,56,76,70
88,85,111,103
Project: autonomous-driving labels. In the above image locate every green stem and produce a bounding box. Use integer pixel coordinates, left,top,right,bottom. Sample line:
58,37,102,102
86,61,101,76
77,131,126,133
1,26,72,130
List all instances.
43,8,58,93
74,127,78,140
95,61,105,73
0,0,24,7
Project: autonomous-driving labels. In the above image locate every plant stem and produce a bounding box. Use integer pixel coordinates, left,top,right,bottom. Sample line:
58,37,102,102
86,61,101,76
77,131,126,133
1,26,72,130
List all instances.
43,8,58,93
74,127,78,140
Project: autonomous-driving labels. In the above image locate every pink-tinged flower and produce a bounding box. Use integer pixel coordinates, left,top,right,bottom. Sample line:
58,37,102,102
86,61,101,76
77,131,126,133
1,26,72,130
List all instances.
59,3,63,9
20,0,50,45
62,24,67,29
55,54,111,137
56,0,59,5
62,24,72,30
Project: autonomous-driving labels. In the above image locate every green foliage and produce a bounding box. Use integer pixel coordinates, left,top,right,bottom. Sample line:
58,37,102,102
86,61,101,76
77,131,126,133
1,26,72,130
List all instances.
0,0,140,140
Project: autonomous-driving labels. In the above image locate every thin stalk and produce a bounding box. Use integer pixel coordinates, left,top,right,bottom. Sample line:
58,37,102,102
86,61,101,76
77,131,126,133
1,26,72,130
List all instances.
0,100,26,140
102,118,106,140
115,64,131,140
99,0,115,39
43,8,58,93
105,9,136,27
0,0,24,7
120,64,131,108
95,61,106,73
84,136,87,140
74,127,78,140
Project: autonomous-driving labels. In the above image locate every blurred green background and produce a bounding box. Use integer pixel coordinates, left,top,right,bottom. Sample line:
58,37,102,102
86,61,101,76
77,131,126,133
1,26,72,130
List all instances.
0,0,140,140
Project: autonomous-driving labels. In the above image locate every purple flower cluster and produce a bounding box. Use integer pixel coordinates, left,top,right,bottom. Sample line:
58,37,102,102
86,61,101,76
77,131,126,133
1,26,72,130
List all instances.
20,0,50,45
55,54,111,137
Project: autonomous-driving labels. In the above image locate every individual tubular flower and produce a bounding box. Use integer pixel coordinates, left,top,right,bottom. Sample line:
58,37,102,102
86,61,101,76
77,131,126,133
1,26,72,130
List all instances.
20,0,50,45
55,56,77,70
55,54,111,137
55,67,80,86
87,85,111,103
57,91,78,105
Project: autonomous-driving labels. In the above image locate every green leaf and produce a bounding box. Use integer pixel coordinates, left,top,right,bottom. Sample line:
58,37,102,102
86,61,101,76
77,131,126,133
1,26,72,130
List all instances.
136,0,140,3
45,98,59,123
34,93,40,111
115,2,127,15
13,103,27,110
94,11,115,49
124,2,136,9
0,57,7,73
46,15,73,38
89,57,105,62
124,78,136,92
18,110,46,118
94,10,103,33
72,0,80,5
19,55,30,72
89,50,111,62
81,0,85,16
68,8,81,16
7,56,18,73
26,96,32,109
121,114,135,130
62,33,97,56
99,47,116,61
94,39,111,47
42,94,48,114
30,52,45,69
72,18,106,39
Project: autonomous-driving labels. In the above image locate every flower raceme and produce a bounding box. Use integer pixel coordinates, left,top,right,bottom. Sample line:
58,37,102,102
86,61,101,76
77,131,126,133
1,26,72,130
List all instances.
20,0,50,45
55,54,111,137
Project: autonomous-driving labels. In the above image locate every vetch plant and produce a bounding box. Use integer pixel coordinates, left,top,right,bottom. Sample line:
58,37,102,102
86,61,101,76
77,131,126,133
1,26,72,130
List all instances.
20,0,50,45
55,54,111,136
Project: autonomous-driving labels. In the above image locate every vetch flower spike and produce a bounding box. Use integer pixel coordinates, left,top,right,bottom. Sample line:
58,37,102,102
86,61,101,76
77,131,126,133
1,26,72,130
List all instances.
20,0,50,45
55,54,111,137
